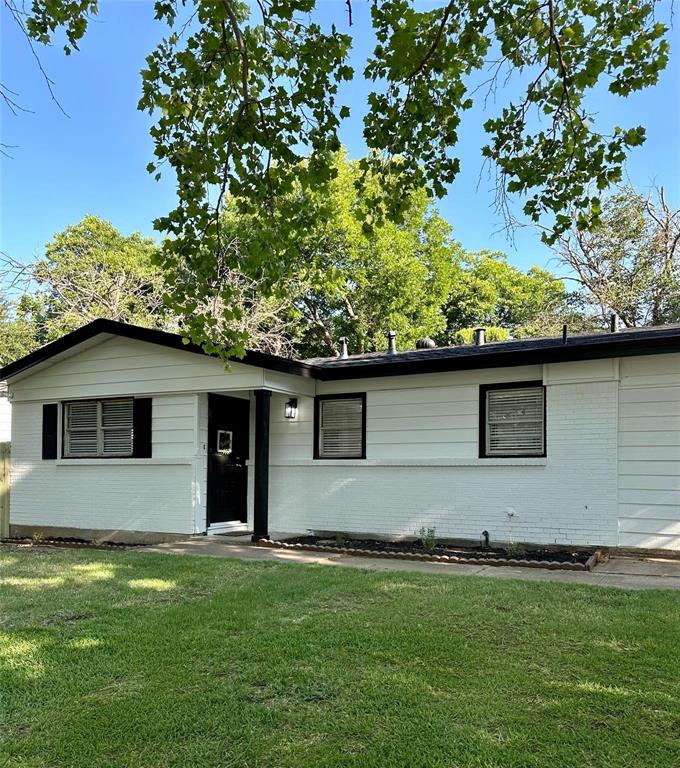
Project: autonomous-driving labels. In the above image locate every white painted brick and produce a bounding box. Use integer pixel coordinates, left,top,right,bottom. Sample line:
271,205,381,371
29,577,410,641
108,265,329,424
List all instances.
10,399,195,534
9,344,680,551
269,379,620,548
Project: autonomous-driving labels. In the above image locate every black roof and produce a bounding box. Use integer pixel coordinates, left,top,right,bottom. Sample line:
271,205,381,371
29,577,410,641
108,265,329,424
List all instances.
0,319,315,381
308,324,680,380
3,318,680,382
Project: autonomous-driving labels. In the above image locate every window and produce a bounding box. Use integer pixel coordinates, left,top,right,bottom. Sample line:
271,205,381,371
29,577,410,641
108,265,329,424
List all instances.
314,394,366,459
63,398,134,458
480,382,545,458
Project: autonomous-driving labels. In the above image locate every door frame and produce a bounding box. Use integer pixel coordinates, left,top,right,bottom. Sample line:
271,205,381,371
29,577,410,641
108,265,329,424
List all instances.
206,392,250,532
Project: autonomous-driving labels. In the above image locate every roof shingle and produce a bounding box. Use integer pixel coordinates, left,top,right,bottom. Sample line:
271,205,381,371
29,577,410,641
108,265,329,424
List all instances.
4,319,680,383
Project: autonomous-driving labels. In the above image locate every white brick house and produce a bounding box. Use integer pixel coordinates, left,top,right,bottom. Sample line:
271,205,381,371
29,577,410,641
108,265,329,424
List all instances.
3,318,680,551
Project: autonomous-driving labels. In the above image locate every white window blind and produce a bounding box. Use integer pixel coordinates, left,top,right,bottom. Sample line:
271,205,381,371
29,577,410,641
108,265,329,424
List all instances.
485,386,544,456
64,399,134,458
318,397,364,458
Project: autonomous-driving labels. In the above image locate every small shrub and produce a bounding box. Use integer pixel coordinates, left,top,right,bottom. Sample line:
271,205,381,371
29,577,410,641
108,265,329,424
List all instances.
417,526,437,552
31,530,44,544
506,541,527,558
453,326,510,345
334,533,346,547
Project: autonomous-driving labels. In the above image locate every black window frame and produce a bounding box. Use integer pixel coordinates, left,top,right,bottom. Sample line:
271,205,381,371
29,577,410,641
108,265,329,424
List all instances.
61,396,137,459
479,381,546,459
314,392,367,460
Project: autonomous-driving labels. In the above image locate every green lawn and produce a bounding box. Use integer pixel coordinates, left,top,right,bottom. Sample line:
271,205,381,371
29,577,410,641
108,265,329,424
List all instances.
1,547,680,768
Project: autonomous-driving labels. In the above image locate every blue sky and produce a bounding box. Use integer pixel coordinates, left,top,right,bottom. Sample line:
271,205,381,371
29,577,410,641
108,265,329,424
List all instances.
2,0,679,276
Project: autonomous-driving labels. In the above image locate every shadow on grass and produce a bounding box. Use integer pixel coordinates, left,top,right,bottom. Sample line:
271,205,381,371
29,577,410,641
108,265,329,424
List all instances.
2,545,680,768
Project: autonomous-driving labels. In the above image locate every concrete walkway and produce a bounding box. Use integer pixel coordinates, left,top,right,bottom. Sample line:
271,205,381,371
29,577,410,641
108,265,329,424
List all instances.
145,537,680,591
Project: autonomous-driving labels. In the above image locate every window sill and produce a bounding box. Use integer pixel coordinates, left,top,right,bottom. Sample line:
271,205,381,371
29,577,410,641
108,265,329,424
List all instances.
55,458,193,466
266,458,548,467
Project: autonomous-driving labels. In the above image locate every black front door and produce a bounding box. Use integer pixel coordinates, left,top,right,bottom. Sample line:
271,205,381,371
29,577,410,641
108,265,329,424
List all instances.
207,394,250,526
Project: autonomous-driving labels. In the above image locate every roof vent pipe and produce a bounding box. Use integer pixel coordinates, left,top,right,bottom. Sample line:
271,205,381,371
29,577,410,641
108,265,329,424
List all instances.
338,337,349,359
610,313,620,333
386,330,397,355
474,328,486,346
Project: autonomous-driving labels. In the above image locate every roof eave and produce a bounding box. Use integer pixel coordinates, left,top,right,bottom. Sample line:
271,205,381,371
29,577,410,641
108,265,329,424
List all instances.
0,319,314,381
3,319,680,384
312,334,680,380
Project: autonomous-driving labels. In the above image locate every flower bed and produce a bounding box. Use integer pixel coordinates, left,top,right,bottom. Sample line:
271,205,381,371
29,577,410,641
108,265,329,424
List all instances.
1,536,146,550
257,536,602,571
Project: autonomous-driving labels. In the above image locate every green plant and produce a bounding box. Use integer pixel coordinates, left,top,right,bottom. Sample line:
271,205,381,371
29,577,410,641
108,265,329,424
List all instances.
417,526,437,552
2,547,679,767
12,2,671,362
334,533,346,548
31,530,44,545
452,326,510,345
506,541,527,559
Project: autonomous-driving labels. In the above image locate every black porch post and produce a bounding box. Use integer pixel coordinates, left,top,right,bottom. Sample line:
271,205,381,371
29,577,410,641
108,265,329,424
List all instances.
252,389,271,541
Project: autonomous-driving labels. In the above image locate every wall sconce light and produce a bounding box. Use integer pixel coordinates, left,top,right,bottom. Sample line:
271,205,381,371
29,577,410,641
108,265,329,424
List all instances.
284,398,298,420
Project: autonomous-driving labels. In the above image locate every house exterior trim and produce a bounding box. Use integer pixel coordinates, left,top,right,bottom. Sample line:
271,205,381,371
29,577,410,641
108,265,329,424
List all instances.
0,319,315,381
6,320,680,384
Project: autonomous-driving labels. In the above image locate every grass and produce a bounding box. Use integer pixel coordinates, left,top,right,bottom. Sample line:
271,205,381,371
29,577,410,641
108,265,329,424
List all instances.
1,546,680,767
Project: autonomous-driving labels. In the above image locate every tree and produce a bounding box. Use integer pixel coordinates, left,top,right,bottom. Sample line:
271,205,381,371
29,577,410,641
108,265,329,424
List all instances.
3,215,169,344
555,187,680,327
0,300,36,366
0,214,303,361
0,206,595,366
10,0,671,358
170,241,301,357
212,158,584,356
441,250,593,341
0,216,172,363
215,154,458,358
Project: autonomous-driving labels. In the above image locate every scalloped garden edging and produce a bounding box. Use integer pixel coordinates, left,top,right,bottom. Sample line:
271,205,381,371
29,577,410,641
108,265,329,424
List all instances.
1,536,146,550
256,538,602,571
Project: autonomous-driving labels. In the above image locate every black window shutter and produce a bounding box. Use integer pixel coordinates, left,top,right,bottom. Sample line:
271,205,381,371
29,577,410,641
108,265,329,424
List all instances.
42,403,58,459
133,398,152,458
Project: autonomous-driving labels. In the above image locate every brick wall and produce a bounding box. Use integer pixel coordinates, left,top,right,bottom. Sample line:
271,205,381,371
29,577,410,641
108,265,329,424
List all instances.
269,376,620,548
10,399,195,534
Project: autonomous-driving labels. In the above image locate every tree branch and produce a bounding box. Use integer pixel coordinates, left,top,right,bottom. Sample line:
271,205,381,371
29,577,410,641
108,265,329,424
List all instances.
406,1,455,80
221,0,251,104
345,0,353,27
4,0,70,117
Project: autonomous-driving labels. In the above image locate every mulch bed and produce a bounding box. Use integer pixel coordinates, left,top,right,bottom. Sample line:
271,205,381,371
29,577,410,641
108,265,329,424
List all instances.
1,536,147,550
257,536,602,571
